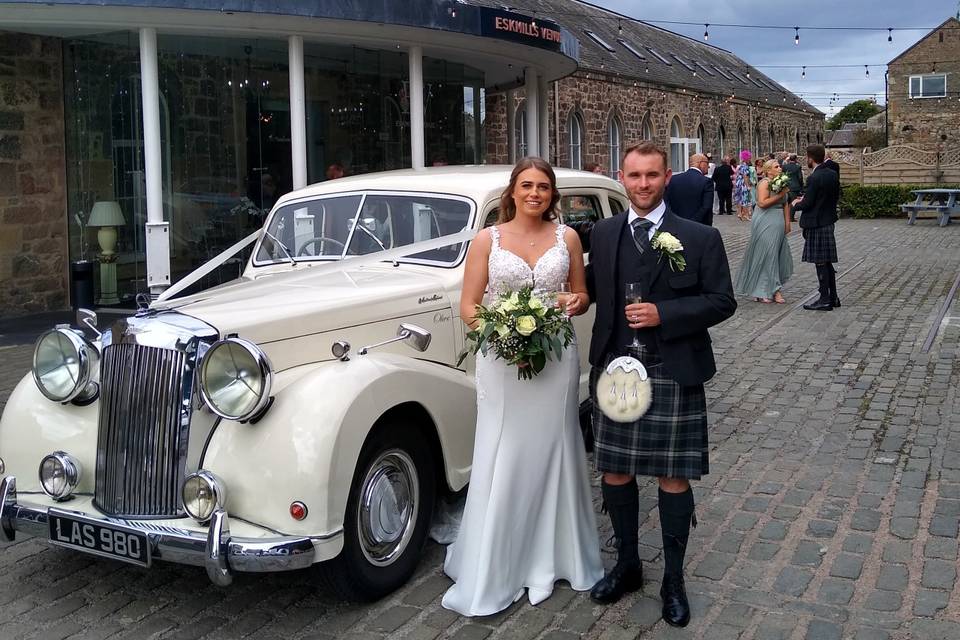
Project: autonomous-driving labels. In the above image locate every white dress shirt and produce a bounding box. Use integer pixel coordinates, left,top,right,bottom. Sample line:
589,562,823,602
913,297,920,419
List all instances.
627,200,666,241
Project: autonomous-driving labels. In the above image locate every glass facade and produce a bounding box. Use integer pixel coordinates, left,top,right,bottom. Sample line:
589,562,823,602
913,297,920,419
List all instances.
63,35,485,305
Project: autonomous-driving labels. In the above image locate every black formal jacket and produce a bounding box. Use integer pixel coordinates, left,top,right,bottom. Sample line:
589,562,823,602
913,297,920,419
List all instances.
821,158,840,178
586,208,737,386
665,168,715,226
793,164,839,229
782,161,804,194
711,163,734,190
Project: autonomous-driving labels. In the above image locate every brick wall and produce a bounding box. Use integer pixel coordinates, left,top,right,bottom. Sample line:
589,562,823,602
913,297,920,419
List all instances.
0,32,67,318
887,18,960,148
485,71,825,169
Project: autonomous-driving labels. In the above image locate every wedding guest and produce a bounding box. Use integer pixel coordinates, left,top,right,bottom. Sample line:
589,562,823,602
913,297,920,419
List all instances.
665,153,714,226
733,150,754,221
793,144,841,311
734,159,794,304
712,156,734,216
586,142,736,627
444,157,603,616
585,161,605,174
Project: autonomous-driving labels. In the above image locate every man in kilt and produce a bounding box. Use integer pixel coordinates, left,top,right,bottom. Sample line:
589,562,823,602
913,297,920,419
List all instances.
792,144,841,311
585,142,736,626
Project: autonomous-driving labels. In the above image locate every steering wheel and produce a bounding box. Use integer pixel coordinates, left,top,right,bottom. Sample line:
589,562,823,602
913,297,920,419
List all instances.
297,236,346,256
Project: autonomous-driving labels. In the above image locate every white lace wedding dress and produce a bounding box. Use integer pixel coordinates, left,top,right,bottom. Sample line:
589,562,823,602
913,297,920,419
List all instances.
442,224,603,617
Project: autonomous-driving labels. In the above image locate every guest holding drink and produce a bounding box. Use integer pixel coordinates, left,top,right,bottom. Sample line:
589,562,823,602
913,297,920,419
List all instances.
734,160,794,304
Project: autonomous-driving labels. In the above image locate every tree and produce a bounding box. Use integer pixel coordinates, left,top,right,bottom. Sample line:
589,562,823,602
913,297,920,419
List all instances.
827,100,881,130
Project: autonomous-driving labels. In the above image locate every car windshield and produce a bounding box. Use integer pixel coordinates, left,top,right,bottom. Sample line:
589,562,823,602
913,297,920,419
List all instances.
254,192,474,266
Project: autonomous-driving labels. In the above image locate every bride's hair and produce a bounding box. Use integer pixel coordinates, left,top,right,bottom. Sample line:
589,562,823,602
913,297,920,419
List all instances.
498,157,560,223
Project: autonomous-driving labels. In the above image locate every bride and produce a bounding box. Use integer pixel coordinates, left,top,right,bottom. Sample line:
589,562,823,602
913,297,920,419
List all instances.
442,157,604,616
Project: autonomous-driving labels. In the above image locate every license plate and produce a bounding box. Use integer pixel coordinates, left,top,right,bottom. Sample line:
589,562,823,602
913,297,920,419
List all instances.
48,510,151,567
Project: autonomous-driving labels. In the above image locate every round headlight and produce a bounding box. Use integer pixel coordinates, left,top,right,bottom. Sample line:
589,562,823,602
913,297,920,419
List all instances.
39,452,81,501
33,328,98,403
199,338,273,421
181,471,226,522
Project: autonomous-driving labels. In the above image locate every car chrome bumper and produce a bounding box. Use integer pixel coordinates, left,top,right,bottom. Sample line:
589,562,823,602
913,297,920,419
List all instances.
0,475,319,586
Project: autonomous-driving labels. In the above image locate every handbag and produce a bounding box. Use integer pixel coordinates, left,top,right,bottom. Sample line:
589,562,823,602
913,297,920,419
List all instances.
596,356,653,423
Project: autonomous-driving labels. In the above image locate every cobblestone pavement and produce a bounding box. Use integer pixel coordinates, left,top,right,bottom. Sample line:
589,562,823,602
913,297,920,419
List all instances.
1,217,959,640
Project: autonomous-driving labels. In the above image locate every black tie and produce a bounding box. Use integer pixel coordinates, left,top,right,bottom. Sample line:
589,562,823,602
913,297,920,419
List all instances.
631,218,654,255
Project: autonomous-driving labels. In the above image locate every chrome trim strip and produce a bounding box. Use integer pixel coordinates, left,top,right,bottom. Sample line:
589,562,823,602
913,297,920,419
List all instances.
206,509,232,586
0,486,321,582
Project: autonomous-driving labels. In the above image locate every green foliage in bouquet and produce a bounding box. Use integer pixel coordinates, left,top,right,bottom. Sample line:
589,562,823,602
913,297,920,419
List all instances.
768,173,790,194
457,285,575,380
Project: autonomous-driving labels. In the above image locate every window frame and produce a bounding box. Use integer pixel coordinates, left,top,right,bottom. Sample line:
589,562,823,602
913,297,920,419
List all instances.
568,112,584,170
909,73,947,99
608,115,622,179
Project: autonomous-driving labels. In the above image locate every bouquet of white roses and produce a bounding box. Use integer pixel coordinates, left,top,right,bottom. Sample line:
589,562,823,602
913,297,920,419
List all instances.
768,173,790,194
458,285,575,380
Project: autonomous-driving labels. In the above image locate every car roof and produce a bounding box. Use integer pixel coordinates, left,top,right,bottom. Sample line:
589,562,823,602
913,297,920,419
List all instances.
274,165,625,206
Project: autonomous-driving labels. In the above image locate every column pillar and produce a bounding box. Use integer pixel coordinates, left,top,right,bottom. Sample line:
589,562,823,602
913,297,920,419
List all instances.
409,45,425,170
139,27,169,296
538,76,549,161
506,88,516,163
524,67,539,158
288,35,307,190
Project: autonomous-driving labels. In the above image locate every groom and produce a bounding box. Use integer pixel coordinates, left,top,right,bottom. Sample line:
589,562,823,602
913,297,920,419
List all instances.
586,142,736,626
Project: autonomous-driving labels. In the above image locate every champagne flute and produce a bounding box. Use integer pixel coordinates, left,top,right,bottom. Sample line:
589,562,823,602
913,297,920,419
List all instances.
625,282,643,351
557,282,573,316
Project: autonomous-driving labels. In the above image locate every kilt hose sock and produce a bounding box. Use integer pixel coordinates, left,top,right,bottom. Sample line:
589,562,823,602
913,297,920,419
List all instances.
658,487,695,577
601,479,640,568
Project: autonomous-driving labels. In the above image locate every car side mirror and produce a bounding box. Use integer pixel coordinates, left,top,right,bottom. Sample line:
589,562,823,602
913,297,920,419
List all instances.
400,323,431,352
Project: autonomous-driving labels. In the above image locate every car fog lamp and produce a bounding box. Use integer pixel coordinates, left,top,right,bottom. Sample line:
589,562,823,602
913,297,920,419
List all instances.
32,328,98,403
289,501,308,521
199,338,273,421
181,471,226,523
39,452,81,501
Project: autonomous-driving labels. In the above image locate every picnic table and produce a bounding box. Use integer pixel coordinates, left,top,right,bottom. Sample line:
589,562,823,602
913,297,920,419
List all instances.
901,188,960,227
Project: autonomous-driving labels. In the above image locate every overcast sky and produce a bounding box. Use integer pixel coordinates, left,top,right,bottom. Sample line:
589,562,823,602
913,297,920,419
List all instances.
590,0,959,117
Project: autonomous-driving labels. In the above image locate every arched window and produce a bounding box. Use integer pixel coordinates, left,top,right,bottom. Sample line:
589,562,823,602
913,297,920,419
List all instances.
697,124,705,152
737,126,744,153
718,125,726,157
769,126,776,155
754,125,762,156
641,114,653,141
669,117,685,173
795,130,801,153
515,107,527,160
568,112,583,170
806,132,811,145
608,115,622,178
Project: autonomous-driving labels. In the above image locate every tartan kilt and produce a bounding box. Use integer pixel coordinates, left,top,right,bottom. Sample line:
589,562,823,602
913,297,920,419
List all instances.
591,349,709,479
801,224,838,264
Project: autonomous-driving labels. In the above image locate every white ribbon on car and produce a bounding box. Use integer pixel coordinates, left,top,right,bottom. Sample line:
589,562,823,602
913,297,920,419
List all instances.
596,356,653,423
157,228,478,303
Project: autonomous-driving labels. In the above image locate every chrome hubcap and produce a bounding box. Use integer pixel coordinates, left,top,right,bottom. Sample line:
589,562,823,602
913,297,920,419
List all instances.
357,449,419,566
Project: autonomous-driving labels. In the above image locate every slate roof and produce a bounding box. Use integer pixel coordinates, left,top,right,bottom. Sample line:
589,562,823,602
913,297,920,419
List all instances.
826,123,867,147
472,0,820,115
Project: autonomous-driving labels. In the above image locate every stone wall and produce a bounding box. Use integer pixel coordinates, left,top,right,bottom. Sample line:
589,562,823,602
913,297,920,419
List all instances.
485,71,825,169
0,32,67,318
887,19,960,148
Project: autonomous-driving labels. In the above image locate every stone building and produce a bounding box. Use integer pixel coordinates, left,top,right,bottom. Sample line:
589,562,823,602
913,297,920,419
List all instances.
887,17,960,148
481,0,824,176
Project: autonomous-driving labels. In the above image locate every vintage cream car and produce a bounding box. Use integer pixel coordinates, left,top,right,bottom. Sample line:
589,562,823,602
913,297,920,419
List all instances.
0,166,627,599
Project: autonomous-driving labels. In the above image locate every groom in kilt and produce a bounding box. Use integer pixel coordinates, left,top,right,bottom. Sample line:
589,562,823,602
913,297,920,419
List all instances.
586,142,736,626
791,143,841,311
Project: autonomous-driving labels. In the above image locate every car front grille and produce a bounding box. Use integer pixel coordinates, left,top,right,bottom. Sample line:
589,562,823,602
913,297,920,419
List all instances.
94,342,191,517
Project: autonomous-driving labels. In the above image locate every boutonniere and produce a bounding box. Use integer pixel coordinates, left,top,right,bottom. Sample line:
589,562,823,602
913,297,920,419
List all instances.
651,231,686,271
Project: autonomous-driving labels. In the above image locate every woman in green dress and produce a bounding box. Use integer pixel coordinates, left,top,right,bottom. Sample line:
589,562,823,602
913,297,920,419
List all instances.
734,159,794,303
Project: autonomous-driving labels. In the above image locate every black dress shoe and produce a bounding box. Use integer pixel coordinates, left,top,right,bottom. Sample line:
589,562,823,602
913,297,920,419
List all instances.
803,299,833,311
832,296,841,308
660,573,690,627
590,562,643,604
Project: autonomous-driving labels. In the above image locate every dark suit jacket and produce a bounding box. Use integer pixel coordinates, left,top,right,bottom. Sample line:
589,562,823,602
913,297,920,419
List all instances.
665,168,715,226
586,208,737,386
711,164,733,190
821,158,840,178
782,161,804,194
793,164,839,229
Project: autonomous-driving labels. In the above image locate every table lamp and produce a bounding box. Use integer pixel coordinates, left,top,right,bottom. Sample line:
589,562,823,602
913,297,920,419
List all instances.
87,201,125,256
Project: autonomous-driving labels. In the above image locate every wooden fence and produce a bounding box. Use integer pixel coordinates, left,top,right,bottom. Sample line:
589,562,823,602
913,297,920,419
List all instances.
832,145,960,186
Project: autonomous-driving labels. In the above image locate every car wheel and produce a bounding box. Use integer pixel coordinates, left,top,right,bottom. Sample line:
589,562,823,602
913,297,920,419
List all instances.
319,426,436,601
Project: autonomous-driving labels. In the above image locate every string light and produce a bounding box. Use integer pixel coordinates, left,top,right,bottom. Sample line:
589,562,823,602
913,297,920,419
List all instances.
888,28,893,42
865,65,870,77
704,24,709,41
801,66,806,78
794,27,800,45
618,19,623,35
